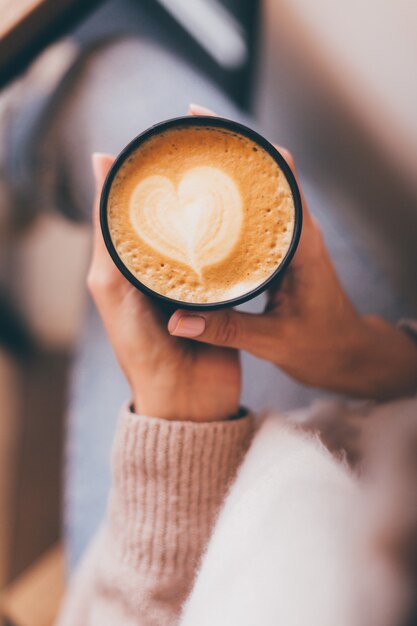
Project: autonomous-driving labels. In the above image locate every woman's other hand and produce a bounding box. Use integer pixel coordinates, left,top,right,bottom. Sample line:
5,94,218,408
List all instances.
88,154,240,422
168,105,417,400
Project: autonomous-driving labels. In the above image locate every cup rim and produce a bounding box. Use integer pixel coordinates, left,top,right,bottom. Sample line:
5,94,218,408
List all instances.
100,115,303,311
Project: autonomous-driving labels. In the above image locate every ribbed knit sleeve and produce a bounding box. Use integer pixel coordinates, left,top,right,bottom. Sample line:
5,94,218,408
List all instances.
56,404,254,626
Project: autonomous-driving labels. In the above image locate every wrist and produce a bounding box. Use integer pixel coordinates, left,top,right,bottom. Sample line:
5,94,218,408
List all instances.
337,315,417,400
131,389,240,423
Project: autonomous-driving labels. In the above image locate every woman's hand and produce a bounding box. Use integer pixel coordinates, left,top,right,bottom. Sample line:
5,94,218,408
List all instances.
168,105,417,400
88,154,241,422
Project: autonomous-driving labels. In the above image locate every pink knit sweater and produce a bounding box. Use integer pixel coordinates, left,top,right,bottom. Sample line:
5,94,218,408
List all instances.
56,404,255,625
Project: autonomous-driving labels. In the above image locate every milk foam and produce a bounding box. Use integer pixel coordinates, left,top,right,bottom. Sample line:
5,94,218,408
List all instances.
107,126,295,304
129,166,243,277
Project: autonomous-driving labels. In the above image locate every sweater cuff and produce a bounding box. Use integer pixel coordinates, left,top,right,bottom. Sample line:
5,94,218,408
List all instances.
108,403,255,574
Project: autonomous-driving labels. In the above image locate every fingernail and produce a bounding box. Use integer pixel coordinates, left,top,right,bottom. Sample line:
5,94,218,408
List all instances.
188,103,214,116
170,315,206,338
188,103,199,114
91,153,107,182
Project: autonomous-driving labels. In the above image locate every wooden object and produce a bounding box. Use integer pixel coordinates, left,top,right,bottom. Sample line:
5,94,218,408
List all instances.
0,352,19,590
0,544,64,626
0,0,103,89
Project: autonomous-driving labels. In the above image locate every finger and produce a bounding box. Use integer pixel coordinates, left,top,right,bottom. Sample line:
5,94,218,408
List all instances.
273,144,315,230
167,308,277,356
188,103,218,116
88,153,125,296
91,152,114,229
275,145,296,172
89,155,176,342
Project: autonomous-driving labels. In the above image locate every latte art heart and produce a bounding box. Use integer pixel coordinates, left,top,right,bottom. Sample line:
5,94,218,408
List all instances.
129,166,243,275
108,125,296,305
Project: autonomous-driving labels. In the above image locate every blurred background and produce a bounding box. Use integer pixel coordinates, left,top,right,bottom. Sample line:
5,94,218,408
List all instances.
0,1,416,624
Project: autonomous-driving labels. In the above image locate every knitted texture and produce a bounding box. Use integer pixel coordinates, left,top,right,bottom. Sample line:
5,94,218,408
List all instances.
56,404,254,626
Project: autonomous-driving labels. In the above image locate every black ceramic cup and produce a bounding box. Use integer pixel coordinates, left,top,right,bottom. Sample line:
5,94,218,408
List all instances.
100,116,302,311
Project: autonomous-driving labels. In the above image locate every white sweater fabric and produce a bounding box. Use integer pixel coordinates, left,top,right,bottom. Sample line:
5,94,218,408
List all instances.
182,396,417,626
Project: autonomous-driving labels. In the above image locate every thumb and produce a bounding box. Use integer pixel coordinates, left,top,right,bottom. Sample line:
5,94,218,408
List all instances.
167,308,275,354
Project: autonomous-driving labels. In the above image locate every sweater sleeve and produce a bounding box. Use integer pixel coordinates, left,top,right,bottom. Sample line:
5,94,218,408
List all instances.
56,403,254,626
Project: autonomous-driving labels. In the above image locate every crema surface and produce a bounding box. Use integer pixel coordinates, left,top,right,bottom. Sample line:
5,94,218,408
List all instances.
107,126,295,304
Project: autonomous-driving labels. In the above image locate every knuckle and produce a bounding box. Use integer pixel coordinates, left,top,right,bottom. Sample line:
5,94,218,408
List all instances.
86,270,96,293
310,216,323,237
213,311,240,346
279,147,295,168
363,314,386,331
312,219,326,247
86,269,117,294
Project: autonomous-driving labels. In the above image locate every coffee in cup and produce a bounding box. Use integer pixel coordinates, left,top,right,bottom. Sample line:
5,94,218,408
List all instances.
101,117,302,309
